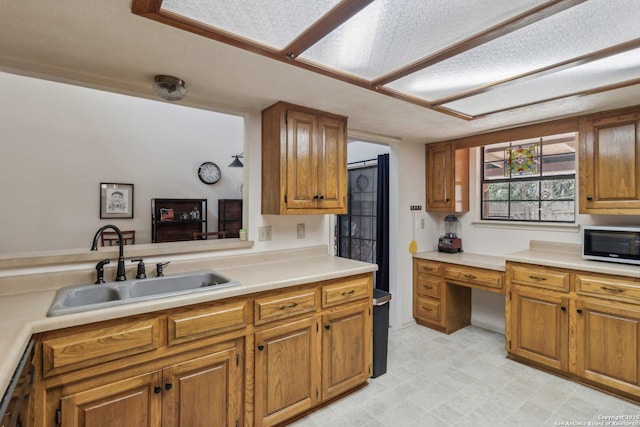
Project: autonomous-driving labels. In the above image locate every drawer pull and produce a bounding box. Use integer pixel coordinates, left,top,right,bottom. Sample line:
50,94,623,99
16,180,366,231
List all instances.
422,306,432,312
463,274,477,280
279,302,299,310
341,290,356,296
528,275,547,282
423,285,433,290
600,286,625,294
422,266,434,271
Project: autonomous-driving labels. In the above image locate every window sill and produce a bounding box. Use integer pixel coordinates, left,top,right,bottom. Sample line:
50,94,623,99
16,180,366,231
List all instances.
471,220,581,233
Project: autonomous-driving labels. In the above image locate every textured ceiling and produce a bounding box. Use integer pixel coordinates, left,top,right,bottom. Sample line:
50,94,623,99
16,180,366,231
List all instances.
2,0,640,144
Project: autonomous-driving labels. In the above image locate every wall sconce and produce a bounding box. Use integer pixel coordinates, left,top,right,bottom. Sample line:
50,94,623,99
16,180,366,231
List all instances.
152,75,186,101
229,153,244,167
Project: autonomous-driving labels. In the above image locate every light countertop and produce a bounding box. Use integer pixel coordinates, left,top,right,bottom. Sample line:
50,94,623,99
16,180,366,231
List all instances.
0,246,377,395
413,250,506,271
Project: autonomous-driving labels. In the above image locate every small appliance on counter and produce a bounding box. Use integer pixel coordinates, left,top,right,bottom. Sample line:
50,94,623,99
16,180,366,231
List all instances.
438,215,463,253
583,225,640,265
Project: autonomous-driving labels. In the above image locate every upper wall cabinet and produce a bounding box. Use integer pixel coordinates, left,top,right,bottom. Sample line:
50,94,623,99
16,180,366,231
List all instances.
262,102,347,215
579,107,640,214
425,142,469,212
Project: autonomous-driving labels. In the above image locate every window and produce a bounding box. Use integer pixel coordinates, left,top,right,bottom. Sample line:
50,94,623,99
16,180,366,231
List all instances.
481,132,576,222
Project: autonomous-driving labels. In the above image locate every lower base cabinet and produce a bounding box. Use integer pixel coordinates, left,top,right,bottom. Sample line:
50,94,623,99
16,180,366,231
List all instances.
254,317,319,427
30,273,373,427
509,285,569,372
55,340,242,427
507,262,640,402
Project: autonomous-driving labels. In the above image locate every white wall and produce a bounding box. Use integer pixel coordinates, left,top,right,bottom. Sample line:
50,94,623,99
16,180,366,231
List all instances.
0,71,330,254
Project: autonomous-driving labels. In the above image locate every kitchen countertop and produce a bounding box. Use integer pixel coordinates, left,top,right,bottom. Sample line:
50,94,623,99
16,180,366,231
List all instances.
413,240,640,278
413,250,506,271
0,246,377,395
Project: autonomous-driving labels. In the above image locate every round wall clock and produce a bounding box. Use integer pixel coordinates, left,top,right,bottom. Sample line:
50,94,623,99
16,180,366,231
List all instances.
197,161,221,184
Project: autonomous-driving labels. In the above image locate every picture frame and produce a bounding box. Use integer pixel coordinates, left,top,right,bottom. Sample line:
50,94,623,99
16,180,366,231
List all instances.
100,183,134,219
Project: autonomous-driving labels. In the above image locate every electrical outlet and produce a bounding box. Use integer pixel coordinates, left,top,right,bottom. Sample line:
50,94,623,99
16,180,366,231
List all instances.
410,205,423,211
259,226,272,241
297,223,305,239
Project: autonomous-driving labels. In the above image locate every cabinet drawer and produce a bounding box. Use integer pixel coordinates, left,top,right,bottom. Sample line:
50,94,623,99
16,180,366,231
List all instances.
168,300,249,345
509,264,570,292
444,265,504,292
576,274,640,304
415,297,441,322
416,274,441,299
255,288,317,325
322,275,370,308
42,318,161,377
414,259,443,277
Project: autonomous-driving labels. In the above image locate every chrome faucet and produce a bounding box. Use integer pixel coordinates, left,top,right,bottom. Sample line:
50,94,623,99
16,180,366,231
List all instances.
90,225,127,281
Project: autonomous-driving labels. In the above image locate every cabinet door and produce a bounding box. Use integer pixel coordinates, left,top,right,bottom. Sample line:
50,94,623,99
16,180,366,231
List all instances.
579,113,640,213
574,299,640,396
321,302,371,400
426,143,452,211
509,286,569,371
316,115,346,211
60,371,162,427
285,109,318,210
162,342,242,427
254,317,319,427
425,144,469,212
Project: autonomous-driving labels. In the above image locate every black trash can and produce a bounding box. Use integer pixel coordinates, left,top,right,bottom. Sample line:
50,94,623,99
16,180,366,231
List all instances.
372,288,391,378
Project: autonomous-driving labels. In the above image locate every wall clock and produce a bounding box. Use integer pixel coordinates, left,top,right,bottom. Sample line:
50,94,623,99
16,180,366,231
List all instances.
197,161,221,184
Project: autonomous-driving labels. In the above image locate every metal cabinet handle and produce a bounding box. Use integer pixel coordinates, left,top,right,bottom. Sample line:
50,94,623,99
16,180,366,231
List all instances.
586,196,593,201
279,302,298,310
423,266,434,271
422,306,432,312
561,306,567,312
424,285,433,290
577,309,583,315
154,386,162,394
258,345,265,351
600,286,624,293
463,274,477,280
165,383,173,391
341,290,356,296
325,325,331,330
528,275,547,281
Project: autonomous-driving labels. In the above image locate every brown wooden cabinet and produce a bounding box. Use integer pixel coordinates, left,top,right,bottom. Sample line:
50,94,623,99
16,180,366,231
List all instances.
506,261,640,402
31,273,373,427
254,317,319,427
579,107,640,214
262,101,347,215
253,274,372,426
508,285,569,371
321,301,370,401
425,142,469,212
412,258,504,334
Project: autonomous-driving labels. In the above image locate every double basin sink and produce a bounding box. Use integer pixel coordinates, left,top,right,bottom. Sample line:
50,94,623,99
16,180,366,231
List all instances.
48,270,240,316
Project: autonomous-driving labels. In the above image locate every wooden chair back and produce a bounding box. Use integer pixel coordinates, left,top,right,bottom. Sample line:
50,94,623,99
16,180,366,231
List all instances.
100,230,136,246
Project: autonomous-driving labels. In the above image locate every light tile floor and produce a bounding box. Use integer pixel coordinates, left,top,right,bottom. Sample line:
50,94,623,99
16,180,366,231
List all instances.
290,324,640,426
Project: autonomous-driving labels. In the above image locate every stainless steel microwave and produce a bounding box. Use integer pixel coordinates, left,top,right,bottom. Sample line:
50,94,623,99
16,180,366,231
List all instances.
583,226,640,265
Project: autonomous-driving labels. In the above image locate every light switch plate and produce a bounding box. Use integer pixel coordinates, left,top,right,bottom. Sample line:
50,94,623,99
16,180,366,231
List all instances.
297,223,305,239
259,226,272,241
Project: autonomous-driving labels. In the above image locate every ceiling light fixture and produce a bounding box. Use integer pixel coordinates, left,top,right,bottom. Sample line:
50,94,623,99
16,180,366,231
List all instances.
152,75,186,101
229,153,244,168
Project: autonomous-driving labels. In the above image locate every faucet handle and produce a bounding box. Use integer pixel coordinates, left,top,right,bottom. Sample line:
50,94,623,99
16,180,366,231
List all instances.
132,258,146,279
95,259,111,284
156,261,170,277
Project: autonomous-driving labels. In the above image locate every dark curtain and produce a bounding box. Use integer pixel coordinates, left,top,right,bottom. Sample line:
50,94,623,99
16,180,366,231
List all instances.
375,154,389,291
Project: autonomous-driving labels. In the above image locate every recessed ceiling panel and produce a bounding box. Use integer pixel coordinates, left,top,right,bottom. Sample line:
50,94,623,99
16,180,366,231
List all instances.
161,0,341,49
386,0,640,103
299,0,548,80
443,48,640,116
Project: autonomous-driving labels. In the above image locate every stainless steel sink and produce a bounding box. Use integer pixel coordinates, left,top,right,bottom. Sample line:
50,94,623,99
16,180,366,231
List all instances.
61,285,122,306
47,270,240,316
128,271,238,298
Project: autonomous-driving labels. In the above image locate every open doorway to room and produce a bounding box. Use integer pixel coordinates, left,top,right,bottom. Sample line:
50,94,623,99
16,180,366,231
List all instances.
336,139,390,288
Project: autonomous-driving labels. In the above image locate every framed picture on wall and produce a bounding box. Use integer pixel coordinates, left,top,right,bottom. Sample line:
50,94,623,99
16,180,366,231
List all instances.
100,183,134,219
